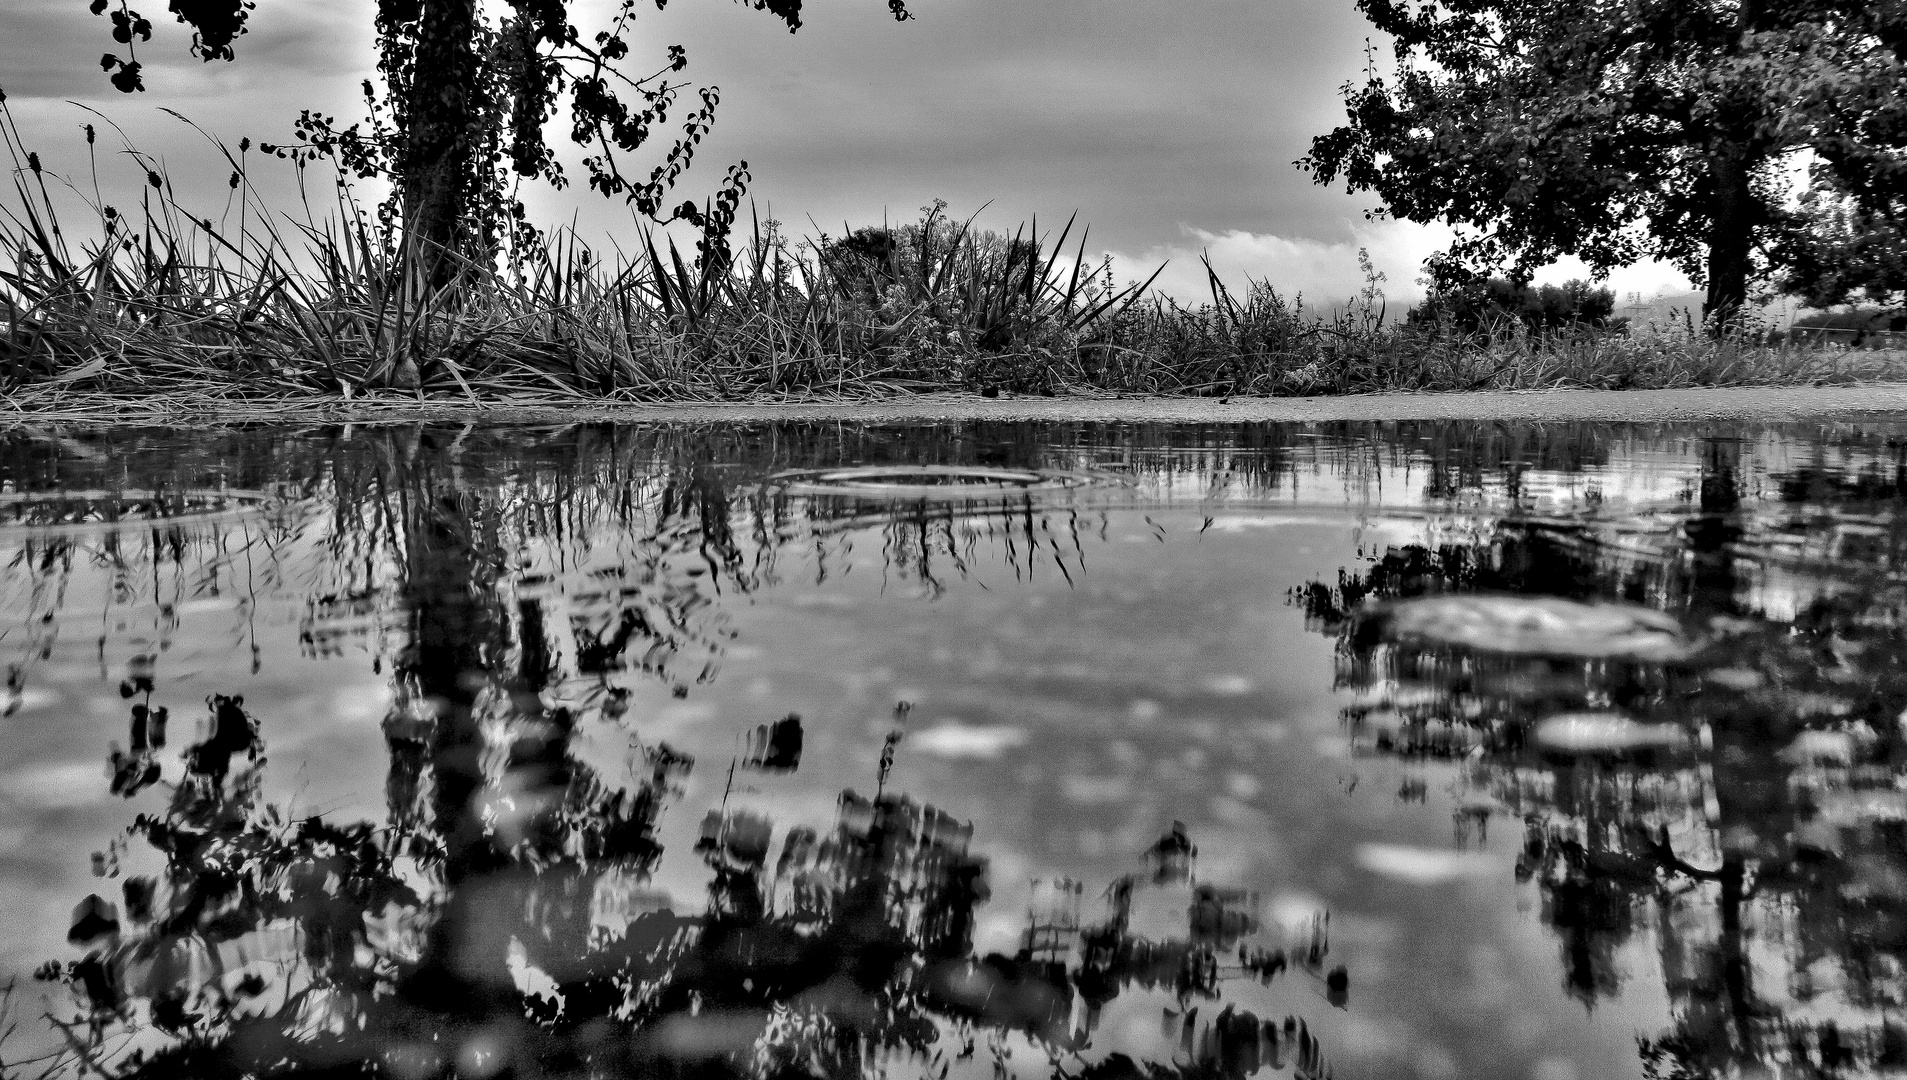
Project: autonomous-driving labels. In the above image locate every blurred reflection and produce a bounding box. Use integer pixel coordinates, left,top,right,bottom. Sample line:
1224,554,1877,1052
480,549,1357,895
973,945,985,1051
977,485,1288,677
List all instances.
1301,435,1907,1076
16,424,1345,1080
17,419,1907,1079
44,691,1333,1078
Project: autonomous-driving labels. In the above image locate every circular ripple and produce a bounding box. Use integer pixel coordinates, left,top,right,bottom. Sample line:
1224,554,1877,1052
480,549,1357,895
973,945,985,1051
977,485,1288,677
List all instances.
0,488,277,535
769,465,1125,501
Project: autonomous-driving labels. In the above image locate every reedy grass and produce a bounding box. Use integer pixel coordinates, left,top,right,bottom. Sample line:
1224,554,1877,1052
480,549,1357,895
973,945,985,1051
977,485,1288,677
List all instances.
1,98,1899,406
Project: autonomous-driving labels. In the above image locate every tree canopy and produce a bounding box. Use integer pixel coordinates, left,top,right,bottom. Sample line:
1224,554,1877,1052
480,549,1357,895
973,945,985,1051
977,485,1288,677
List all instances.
1300,0,1907,322
85,0,912,269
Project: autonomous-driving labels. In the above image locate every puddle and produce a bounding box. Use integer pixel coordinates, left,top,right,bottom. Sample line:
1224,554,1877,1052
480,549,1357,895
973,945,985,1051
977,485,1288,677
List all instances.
1,419,1905,1079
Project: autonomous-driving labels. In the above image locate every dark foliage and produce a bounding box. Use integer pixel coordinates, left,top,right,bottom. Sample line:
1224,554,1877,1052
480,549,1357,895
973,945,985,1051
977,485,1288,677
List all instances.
1300,1,1907,324
819,226,902,300
1408,277,1618,333
1776,196,1907,313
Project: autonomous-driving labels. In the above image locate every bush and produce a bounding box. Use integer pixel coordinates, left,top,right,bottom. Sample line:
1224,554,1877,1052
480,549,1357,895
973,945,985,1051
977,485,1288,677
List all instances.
1409,278,1618,333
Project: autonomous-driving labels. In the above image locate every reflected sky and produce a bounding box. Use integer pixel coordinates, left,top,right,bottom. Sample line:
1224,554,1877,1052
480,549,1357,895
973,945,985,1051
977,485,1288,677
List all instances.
2,420,1906,1079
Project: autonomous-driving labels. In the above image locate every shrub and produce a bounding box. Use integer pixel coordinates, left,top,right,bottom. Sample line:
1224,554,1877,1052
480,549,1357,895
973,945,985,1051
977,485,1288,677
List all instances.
1409,278,1618,333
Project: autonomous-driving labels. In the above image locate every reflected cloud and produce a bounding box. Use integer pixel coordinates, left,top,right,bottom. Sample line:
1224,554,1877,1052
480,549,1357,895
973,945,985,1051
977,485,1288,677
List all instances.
0,761,109,808
1354,844,1497,885
909,723,1031,760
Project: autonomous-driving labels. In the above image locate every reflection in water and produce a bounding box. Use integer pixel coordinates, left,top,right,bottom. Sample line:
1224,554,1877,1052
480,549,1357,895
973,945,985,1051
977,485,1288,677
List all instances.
7,420,1907,1078
4,424,1342,1080
40,694,1330,1079
1300,434,1907,1078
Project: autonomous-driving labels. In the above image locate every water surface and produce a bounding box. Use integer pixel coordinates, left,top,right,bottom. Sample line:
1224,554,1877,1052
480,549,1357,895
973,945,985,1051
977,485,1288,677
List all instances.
3,418,1905,1079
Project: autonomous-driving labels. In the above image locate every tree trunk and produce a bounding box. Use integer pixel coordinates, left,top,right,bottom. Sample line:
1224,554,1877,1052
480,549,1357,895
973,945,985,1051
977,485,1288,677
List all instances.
1717,856,1753,1045
1705,143,1756,332
400,0,479,283
1703,0,1761,333
390,463,513,1018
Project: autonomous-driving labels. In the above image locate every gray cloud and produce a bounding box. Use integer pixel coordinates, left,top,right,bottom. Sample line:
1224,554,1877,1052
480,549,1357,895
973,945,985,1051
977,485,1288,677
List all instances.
2,0,373,101
6,0,1397,267
622,0,1385,249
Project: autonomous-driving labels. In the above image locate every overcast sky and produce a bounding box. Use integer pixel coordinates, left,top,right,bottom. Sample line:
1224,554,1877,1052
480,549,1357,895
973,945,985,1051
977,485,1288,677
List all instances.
2,0,1696,305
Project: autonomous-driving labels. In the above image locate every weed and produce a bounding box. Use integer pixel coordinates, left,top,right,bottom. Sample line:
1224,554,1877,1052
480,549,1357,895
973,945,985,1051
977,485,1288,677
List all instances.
0,100,1897,405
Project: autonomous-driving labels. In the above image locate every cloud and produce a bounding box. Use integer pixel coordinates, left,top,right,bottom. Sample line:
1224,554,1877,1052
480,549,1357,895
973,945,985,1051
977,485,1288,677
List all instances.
0,0,374,103
1102,218,1458,309
1102,219,1698,312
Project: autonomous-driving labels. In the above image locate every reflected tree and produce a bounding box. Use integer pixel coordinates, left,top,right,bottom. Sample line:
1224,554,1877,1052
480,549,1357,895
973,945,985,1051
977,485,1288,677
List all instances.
22,422,1354,1079
1296,435,1907,1076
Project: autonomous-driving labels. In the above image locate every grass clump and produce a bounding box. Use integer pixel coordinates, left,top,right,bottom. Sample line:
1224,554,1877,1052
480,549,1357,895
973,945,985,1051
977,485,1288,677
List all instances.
1,100,1899,406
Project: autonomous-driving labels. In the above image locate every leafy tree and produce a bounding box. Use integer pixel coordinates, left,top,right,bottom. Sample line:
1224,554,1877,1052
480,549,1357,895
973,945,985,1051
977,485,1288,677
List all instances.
1778,190,1907,310
1300,1,1907,325
84,0,913,273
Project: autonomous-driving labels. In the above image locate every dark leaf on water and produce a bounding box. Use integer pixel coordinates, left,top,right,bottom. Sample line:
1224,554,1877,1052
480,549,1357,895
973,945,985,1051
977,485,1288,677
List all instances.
151,992,199,1032
67,894,120,945
742,714,802,772
1326,965,1349,1008
121,877,154,922
74,955,117,1010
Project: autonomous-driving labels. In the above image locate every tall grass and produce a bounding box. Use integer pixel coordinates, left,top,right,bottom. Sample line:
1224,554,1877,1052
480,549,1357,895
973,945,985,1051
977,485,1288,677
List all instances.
1,97,1898,405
